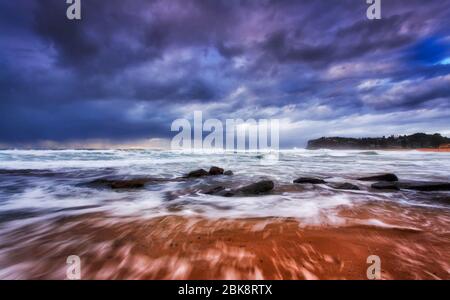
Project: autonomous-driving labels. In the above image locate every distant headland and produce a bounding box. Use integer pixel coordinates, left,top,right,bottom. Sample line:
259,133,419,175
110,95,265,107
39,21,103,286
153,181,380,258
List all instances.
307,133,450,151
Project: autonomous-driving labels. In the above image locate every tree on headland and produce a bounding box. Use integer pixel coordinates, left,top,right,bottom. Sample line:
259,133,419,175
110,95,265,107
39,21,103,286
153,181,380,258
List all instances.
307,133,450,150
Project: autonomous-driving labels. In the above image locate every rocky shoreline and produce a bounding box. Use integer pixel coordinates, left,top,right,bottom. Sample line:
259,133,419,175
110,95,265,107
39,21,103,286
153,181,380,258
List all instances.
1,150,449,280
84,167,450,205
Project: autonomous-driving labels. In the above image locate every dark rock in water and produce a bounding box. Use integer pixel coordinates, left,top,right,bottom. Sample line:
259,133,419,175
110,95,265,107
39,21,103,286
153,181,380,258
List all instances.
164,186,199,201
221,191,237,197
0,169,61,178
186,169,209,178
293,177,326,184
110,179,148,189
204,186,226,195
398,182,450,192
209,166,224,176
358,173,398,182
357,151,378,155
186,167,228,177
204,186,235,197
224,170,234,176
202,180,274,197
426,195,450,205
88,178,150,189
275,184,308,193
333,183,360,190
371,182,400,191
235,180,274,196
371,180,450,192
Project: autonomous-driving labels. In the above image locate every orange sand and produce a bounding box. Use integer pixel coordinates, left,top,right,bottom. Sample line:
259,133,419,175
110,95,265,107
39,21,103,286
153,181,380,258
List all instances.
1,208,449,280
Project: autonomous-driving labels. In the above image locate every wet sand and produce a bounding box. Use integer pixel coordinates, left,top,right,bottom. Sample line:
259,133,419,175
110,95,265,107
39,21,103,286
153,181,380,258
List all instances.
1,201,449,280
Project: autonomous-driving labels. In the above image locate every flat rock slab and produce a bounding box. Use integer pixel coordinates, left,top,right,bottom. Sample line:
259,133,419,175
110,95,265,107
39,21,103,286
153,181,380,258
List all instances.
358,173,398,182
293,177,326,184
398,182,450,191
204,186,227,195
186,169,209,178
186,167,231,178
208,166,224,175
371,182,400,191
236,180,274,196
205,180,275,197
332,183,361,190
372,181,450,191
87,178,166,189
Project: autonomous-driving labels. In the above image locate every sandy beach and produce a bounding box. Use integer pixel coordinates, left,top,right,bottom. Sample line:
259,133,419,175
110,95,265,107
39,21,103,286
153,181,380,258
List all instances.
1,201,449,280
0,149,449,279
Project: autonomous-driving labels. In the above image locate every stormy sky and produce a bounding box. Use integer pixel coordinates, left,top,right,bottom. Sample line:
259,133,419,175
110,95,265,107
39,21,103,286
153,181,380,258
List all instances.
1,0,450,148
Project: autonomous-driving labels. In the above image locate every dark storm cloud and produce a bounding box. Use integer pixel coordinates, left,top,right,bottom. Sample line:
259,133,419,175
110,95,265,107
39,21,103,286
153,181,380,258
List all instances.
1,0,450,147
259,14,416,67
32,0,244,73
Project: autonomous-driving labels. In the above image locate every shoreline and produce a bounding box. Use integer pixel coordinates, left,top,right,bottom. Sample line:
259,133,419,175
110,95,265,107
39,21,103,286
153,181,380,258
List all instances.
1,207,449,280
0,150,449,280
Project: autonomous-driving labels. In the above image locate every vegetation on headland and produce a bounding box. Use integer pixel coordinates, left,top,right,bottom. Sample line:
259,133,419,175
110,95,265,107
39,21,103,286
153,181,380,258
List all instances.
306,133,450,150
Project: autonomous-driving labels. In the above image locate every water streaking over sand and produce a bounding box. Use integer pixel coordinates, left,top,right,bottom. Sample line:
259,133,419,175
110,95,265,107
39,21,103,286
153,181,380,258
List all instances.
0,149,449,279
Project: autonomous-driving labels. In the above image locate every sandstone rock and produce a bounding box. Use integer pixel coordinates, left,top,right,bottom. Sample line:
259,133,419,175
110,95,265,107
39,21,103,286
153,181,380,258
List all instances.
209,166,224,175
293,177,326,184
275,184,308,193
186,169,209,178
235,180,274,196
399,182,450,191
371,182,400,191
204,186,226,195
333,183,360,190
371,181,450,192
88,178,149,189
358,173,398,182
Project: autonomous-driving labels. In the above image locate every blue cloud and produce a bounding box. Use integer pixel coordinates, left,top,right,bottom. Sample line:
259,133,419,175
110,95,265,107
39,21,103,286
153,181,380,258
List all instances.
408,36,450,65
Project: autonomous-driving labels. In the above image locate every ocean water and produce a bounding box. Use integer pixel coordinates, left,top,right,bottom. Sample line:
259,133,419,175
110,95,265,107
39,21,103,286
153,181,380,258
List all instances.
0,149,449,279
0,149,449,224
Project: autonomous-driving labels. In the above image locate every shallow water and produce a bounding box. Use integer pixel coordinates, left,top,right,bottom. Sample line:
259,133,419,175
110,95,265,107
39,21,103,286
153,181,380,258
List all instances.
0,149,449,279
0,149,449,221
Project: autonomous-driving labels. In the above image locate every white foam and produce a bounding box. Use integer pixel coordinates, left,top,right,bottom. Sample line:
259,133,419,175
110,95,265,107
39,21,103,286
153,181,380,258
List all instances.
0,149,449,226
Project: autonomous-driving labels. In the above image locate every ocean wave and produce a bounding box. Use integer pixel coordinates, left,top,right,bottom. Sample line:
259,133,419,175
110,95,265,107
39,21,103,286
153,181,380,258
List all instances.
0,149,448,226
